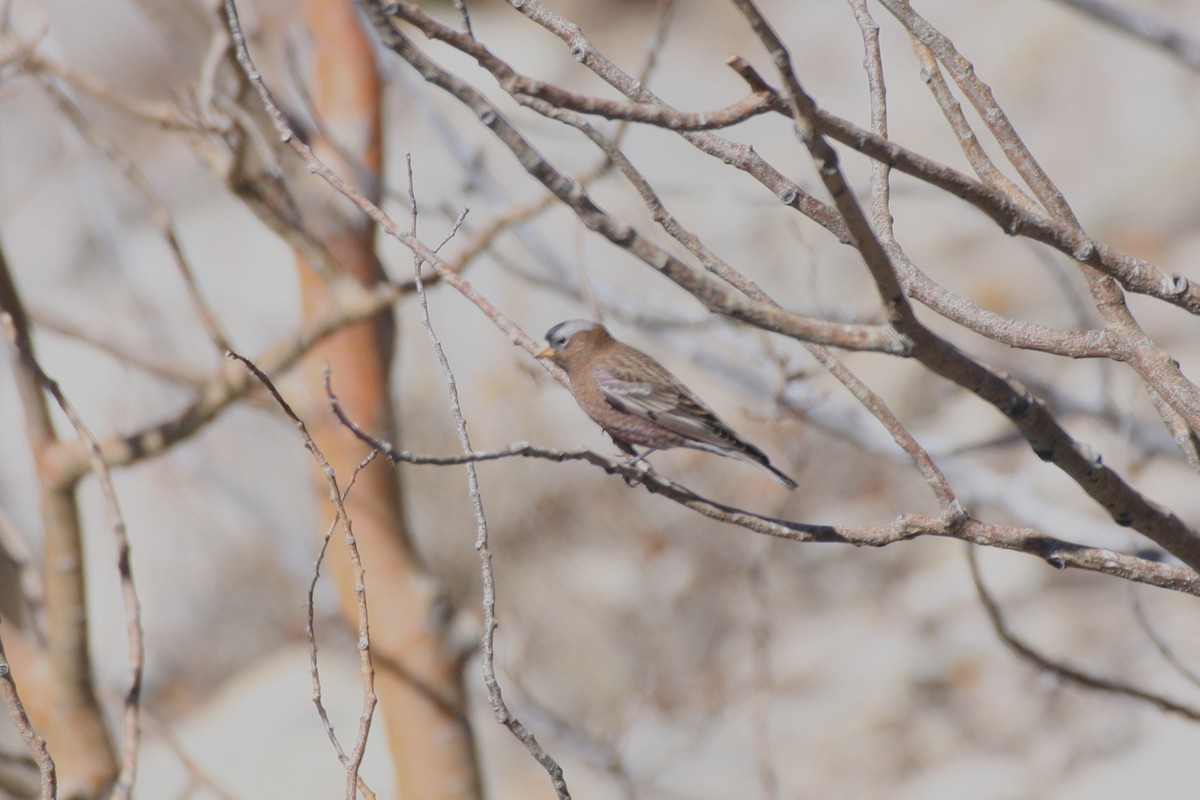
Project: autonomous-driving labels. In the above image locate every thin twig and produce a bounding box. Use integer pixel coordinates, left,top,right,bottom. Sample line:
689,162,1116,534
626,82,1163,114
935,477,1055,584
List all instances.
846,0,893,237
389,64,579,286
907,43,1040,216
611,0,675,149
404,152,571,798
304,446,379,800
227,351,377,799
0,626,55,799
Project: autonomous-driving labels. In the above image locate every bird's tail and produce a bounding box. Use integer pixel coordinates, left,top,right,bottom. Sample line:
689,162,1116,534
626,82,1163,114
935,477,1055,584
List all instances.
734,448,798,490
758,458,798,490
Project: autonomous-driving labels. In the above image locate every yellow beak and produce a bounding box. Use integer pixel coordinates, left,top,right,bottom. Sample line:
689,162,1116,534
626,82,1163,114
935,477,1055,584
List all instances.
535,344,555,359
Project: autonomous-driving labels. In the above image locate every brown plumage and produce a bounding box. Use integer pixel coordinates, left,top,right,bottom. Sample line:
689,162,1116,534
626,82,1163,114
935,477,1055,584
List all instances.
536,320,797,489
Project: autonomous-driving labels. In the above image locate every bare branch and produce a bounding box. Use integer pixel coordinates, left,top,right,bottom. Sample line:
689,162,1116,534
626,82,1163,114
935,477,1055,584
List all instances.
403,152,570,798
304,449,379,800
728,0,1200,572
0,316,145,799
879,0,1200,446
0,627,56,799
308,418,1200,598
227,351,377,799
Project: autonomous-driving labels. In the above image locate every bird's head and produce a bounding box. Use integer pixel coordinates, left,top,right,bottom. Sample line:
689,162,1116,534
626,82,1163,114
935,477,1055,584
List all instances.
535,319,614,370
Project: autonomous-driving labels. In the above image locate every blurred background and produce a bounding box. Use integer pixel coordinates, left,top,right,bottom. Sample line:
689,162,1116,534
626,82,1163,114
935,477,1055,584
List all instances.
2,0,1200,797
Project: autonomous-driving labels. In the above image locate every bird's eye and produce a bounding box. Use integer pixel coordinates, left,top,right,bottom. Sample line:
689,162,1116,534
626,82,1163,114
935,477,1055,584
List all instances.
554,335,567,346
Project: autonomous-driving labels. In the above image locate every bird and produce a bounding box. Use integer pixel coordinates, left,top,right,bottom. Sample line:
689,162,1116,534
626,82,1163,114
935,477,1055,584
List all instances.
536,320,797,489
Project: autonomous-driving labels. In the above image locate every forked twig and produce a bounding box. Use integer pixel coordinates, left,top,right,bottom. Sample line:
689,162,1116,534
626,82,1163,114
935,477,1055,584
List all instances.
227,351,376,799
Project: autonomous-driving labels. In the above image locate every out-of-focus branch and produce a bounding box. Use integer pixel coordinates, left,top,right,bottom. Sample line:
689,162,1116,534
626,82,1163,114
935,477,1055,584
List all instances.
0,508,45,642
968,547,1200,721
40,274,395,486
0,32,224,131
1128,583,1200,690
38,186,521,488
1049,0,1200,72
27,307,209,387
221,0,487,795
747,544,778,800
34,74,235,357
145,713,238,800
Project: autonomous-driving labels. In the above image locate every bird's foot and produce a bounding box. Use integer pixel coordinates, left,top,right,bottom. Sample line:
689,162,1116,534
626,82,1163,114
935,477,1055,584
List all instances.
620,449,657,486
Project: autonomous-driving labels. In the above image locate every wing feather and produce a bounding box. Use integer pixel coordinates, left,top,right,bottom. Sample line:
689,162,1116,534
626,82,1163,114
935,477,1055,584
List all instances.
591,363,749,454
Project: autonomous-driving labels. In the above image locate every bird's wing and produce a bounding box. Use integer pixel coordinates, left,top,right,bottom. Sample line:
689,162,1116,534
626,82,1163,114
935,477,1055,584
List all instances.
591,362,749,454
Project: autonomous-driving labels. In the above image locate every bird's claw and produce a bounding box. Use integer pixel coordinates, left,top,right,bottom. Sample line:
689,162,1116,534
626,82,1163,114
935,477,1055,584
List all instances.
621,457,654,487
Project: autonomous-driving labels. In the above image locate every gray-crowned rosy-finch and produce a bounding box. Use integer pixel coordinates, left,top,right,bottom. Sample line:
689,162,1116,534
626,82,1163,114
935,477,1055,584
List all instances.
537,320,797,489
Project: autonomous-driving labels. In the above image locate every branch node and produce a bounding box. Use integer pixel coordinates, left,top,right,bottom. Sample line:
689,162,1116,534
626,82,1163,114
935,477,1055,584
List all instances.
1072,239,1096,262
